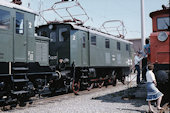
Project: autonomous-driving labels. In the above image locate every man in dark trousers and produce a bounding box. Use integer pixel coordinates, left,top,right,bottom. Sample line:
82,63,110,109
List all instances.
134,51,143,85
142,39,150,82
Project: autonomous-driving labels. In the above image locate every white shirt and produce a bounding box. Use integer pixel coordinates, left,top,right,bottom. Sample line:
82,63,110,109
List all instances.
146,70,156,83
134,55,143,65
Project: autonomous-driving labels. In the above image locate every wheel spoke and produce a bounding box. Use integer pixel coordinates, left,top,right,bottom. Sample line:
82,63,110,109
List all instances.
72,80,80,94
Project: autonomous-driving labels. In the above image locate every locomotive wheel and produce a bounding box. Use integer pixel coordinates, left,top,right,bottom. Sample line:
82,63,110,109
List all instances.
19,101,26,107
98,81,104,88
87,83,94,91
72,80,80,95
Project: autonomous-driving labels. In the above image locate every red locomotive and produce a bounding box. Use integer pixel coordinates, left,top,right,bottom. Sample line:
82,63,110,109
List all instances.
149,5,169,104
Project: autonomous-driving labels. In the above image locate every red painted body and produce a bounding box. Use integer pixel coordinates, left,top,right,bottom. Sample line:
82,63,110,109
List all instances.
149,8,170,65
149,8,170,105
150,32,170,64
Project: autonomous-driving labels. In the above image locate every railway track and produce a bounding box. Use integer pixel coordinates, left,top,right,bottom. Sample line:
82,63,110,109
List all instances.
0,74,137,112
0,82,127,112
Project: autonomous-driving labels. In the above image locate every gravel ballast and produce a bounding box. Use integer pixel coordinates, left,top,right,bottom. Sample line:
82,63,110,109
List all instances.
1,74,167,113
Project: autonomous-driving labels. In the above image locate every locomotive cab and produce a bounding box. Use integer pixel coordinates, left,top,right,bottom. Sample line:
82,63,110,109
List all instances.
0,0,40,107
36,24,71,70
149,8,170,66
0,1,36,68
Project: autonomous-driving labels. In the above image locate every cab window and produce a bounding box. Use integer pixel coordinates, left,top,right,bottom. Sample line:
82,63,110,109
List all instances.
117,42,121,50
157,17,170,30
0,9,10,30
105,39,110,48
91,36,96,45
16,12,24,34
59,28,69,42
82,35,86,48
126,44,129,51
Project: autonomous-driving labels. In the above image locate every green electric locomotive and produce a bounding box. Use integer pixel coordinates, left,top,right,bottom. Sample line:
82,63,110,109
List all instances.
36,22,133,93
0,0,51,107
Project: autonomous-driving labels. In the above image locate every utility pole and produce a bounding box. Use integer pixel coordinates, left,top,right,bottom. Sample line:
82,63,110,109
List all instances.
141,0,145,52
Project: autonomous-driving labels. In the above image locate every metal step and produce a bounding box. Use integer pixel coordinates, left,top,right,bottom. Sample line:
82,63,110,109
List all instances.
11,90,29,95
80,69,88,73
13,79,29,82
12,67,29,71
13,73,27,76
81,82,88,85
81,76,88,79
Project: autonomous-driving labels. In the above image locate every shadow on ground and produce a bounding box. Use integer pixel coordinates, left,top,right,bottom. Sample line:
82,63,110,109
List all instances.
92,86,148,108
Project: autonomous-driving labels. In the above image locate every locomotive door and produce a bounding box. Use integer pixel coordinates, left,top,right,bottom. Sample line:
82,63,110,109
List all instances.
13,11,27,62
81,33,89,66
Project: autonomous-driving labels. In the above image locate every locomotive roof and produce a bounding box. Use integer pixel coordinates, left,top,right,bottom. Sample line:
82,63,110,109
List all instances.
70,24,133,44
0,0,37,15
150,8,170,18
39,22,132,44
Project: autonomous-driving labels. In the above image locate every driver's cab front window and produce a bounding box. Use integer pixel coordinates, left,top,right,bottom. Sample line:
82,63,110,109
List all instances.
16,12,24,34
59,28,69,42
157,17,170,30
0,9,10,30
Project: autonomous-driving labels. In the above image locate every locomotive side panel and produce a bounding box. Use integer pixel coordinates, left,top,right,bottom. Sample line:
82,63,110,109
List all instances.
89,33,105,66
70,30,89,67
150,32,170,64
0,5,36,63
35,36,49,66
25,12,36,62
0,6,13,62
89,32,132,67
14,10,35,62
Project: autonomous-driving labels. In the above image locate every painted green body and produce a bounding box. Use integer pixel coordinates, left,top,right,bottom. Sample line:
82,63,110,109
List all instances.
36,23,133,68
0,4,49,66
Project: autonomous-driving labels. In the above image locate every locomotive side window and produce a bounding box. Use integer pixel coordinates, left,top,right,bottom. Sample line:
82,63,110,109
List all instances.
39,31,47,37
59,28,69,42
16,12,24,34
117,42,121,50
157,17,170,30
91,36,96,45
82,35,86,48
50,32,56,42
105,39,110,48
0,9,10,30
126,44,129,51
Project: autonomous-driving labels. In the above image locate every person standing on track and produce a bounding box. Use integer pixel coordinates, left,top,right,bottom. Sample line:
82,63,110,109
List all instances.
134,51,143,85
146,64,164,113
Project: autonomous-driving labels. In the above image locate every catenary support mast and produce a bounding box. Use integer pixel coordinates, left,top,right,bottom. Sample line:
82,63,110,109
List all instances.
141,0,145,51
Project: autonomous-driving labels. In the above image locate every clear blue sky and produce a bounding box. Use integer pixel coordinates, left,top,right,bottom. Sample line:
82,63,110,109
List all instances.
6,0,169,39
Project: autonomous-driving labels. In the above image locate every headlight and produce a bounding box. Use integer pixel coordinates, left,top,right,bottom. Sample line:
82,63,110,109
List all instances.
0,82,5,89
158,32,168,42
